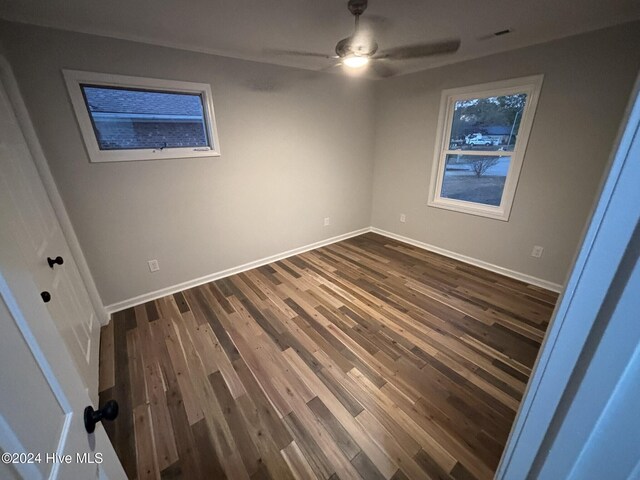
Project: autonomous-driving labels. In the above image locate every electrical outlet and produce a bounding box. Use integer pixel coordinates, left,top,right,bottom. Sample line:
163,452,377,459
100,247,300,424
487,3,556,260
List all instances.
324,217,331,227
400,213,407,223
148,259,160,272
531,246,544,258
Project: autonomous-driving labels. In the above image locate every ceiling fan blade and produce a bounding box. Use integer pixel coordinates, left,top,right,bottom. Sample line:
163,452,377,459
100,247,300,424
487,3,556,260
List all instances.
318,62,343,72
370,61,396,78
264,48,338,59
377,39,460,60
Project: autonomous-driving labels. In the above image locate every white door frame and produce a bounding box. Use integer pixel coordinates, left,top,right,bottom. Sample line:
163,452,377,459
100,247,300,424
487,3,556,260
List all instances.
0,55,108,326
496,74,640,477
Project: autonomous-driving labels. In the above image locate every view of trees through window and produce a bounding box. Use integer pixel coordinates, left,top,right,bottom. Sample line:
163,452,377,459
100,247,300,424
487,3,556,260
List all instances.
449,93,527,151
440,93,528,207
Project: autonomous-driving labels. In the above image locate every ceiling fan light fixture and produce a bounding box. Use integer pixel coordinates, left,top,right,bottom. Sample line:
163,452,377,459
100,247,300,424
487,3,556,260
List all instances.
343,55,370,68
269,0,460,78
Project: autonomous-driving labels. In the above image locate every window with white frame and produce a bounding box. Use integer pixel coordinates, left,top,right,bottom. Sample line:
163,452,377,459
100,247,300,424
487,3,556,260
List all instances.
64,70,221,163
428,75,543,221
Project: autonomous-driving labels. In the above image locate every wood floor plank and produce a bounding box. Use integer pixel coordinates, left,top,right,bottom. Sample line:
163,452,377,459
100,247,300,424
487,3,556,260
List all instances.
281,440,321,480
347,367,459,474
351,450,387,480
150,319,205,479
127,328,147,409
109,308,137,479
160,316,205,426
133,404,160,480
209,371,262,476
146,360,179,471
98,318,115,393
235,391,297,480
191,419,228,479
283,347,398,479
233,358,294,450
283,411,338,480
102,233,556,480
307,396,360,461
355,409,431,480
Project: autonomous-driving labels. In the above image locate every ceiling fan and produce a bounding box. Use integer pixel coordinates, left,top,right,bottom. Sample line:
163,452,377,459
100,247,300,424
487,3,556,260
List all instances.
269,0,461,77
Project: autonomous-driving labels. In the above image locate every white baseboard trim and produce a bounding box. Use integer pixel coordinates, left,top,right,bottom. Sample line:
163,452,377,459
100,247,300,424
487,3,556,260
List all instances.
370,227,563,293
104,227,371,314
105,224,563,315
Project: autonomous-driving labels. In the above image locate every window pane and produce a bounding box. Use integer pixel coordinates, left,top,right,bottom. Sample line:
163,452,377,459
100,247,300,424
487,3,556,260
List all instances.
80,85,210,150
440,154,510,206
448,93,527,152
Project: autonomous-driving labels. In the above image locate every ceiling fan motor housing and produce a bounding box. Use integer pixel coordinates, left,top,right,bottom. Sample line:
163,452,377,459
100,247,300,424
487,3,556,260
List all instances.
337,0,377,58
347,0,368,16
335,37,378,58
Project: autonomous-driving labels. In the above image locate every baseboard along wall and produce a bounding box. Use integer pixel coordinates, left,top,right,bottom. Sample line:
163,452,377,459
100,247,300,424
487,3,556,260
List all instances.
104,226,563,315
370,227,564,293
104,227,370,314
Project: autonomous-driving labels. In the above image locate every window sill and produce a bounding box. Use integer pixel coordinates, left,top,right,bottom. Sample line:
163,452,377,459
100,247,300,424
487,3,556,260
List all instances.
427,198,511,221
86,147,221,163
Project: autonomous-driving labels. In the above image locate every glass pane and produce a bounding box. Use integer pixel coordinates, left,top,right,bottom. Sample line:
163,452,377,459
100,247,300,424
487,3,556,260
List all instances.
448,93,527,151
81,85,210,150
440,154,510,206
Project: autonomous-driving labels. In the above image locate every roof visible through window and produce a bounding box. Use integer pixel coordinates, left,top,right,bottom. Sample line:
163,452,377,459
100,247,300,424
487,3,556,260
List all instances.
80,85,209,150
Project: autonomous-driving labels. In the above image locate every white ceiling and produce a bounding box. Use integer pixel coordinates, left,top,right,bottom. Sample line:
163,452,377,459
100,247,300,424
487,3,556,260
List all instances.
1,0,638,77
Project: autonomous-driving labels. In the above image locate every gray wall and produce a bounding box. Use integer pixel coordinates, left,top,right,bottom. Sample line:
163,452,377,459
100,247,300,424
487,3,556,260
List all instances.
0,22,376,307
370,22,640,286
1,21,638,307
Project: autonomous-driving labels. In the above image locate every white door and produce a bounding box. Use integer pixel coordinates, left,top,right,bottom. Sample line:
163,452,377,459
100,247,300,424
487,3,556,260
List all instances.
0,69,124,478
0,71,100,399
0,217,125,479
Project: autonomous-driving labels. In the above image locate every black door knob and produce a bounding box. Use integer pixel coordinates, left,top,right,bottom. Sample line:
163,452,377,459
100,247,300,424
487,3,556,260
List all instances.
47,256,64,269
40,291,51,303
84,400,119,434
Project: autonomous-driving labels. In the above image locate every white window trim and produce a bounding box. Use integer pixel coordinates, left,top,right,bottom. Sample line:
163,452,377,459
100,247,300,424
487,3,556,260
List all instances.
427,75,544,221
63,69,221,163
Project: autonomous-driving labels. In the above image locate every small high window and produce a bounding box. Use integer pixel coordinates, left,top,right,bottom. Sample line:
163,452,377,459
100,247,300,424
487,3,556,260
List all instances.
64,70,220,162
428,75,543,221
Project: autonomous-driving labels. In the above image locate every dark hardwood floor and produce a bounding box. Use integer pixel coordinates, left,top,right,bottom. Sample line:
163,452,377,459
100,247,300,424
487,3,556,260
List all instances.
99,232,557,480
